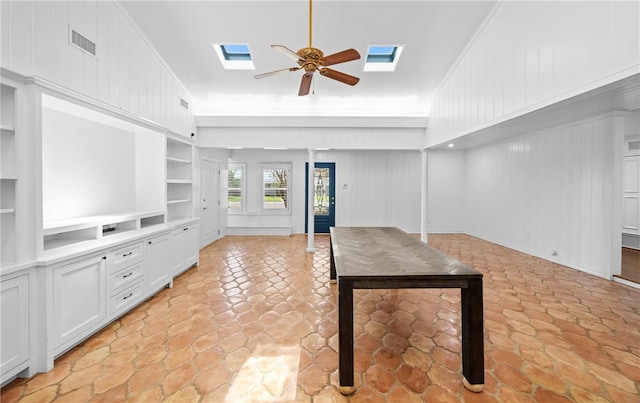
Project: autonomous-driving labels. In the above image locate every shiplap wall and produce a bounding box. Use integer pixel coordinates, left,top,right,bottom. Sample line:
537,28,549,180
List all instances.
465,113,625,278
198,127,426,150
226,149,422,234
427,150,466,233
427,0,639,147
0,0,194,136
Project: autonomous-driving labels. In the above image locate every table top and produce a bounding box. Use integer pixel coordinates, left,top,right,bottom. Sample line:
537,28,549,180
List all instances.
330,227,482,280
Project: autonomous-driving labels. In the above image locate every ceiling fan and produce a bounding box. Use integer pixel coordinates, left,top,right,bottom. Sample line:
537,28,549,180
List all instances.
253,0,361,96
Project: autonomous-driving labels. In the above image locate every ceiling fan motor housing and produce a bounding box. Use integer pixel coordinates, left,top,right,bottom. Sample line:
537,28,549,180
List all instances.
297,47,325,72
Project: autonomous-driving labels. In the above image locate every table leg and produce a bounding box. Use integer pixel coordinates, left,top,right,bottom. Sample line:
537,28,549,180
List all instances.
330,238,336,282
461,278,484,392
338,280,355,395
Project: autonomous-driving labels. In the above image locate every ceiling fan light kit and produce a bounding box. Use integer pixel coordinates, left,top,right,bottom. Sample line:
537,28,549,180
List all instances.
254,0,361,96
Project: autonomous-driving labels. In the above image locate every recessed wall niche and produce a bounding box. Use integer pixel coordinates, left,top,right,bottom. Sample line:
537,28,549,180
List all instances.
41,95,165,223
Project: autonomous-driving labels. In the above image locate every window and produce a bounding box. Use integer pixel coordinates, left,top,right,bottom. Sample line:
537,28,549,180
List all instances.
228,164,244,212
263,166,290,211
212,43,255,70
363,45,404,72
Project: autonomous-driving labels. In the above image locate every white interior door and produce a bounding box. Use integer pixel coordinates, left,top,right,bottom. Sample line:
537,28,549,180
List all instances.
201,159,220,247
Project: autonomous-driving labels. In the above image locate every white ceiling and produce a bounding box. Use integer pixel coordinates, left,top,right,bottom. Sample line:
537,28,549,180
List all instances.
119,0,496,118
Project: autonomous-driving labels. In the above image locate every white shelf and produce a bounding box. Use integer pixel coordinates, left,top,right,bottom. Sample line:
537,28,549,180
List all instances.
0,124,14,131
43,211,166,252
166,136,194,222
167,156,191,164
0,208,15,214
43,211,165,236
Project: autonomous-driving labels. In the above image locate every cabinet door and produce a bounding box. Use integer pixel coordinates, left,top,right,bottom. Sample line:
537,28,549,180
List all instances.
53,255,106,352
169,228,185,276
183,224,199,267
1,274,29,378
146,234,170,293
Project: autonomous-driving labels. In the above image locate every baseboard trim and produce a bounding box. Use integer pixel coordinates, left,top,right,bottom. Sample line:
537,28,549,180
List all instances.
226,226,292,236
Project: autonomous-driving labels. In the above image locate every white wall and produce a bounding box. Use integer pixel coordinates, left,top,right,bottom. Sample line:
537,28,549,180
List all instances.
464,113,625,278
428,0,639,147
225,149,423,235
0,0,195,137
198,126,426,150
427,150,466,233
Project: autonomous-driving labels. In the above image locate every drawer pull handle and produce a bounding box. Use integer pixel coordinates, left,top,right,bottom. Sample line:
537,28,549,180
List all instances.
183,228,188,231
123,292,133,300
123,252,133,257
123,272,133,279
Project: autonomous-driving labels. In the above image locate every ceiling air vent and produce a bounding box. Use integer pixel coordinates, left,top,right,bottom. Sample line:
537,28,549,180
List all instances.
180,98,189,111
70,28,96,56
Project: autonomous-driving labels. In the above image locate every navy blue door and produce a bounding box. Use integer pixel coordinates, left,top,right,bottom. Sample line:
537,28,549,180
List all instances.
305,163,335,233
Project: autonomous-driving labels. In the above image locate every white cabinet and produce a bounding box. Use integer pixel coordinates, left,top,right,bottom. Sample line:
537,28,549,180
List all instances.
1,274,30,382
184,224,199,267
107,242,145,316
170,222,199,277
145,233,171,294
51,254,107,356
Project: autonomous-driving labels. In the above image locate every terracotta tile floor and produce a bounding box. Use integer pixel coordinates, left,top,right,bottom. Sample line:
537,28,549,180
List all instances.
2,234,639,402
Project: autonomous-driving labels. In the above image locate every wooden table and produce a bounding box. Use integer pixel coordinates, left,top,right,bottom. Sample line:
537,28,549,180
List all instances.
329,227,484,394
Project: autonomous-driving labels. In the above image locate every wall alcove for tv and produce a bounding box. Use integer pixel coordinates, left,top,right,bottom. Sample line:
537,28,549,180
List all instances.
40,95,166,253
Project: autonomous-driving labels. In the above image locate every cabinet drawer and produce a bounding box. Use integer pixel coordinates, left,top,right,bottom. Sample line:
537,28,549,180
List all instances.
109,242,143,270
109,261,144,293
109,280,144,316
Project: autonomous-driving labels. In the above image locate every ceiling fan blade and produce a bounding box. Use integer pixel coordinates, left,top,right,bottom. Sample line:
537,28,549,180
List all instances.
271,45,302,63
319,68,360,86
320,48,361,66
254,67,301,79
299,72,314,96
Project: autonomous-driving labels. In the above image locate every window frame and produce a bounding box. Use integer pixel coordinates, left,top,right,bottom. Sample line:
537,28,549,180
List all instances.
261,164,291,214
227,163,245,214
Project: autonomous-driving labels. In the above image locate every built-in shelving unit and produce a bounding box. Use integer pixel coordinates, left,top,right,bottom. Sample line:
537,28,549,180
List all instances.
42,211,165,251
1,83,17,265
166,137,194,222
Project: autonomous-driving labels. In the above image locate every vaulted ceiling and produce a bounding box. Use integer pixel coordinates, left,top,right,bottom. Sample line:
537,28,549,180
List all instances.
120,0,496,118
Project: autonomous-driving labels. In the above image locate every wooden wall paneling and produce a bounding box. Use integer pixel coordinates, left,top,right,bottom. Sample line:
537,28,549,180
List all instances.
82,0,97,100
464,115,618,277
95,1,110,105
1,1,10,67
119,19,132,114
569,1,591,89
107,4,120,108
589,1,613,83
136,42,147,121
612,1,639,72
144,47,153,122
152,61,160,125
32,1,53,82
552,1,572,97
128,32,139,117
67,1,84,95
537,4,555,103
156,66,165,128
427,1,638,146
9,1,33,76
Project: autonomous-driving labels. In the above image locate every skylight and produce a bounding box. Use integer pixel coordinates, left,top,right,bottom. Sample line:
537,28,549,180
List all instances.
363,45,404,72
213,43,255,70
